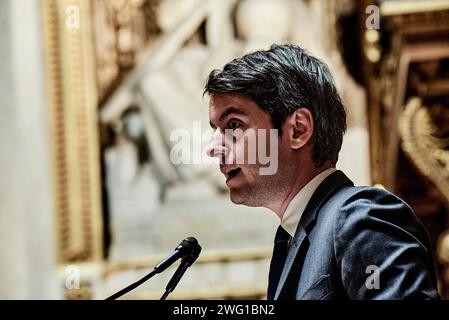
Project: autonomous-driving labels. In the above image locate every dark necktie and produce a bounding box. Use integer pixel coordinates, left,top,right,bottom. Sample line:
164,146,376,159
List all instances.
267,225,291,300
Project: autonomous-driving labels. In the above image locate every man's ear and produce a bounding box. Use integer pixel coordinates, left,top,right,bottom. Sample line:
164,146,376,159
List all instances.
284,108,313,149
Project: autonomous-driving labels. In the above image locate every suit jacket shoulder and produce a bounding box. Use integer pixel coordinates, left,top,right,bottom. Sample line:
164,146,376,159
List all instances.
276,170,440,300
331,185,439,299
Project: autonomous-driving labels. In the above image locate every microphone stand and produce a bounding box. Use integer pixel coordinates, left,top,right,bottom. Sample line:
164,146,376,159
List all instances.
160,260,190,300
105,269,158,300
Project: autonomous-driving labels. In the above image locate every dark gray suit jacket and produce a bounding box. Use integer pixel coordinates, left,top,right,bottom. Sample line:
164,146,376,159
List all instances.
274,170,440,300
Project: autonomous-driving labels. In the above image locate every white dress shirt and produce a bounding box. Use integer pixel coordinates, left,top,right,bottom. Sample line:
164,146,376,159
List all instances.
281,167,337,237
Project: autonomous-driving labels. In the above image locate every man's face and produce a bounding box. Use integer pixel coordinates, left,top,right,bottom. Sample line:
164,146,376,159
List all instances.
207,93,292,207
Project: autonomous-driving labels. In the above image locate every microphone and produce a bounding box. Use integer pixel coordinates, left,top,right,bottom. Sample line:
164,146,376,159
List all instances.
105,237,201,300
154,237,199,274
161,238,201,300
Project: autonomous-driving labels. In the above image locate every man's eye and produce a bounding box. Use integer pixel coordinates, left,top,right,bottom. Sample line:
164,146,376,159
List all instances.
228,120,241,130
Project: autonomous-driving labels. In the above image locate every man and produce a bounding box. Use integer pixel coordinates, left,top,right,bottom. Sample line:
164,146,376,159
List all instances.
205,44,440,299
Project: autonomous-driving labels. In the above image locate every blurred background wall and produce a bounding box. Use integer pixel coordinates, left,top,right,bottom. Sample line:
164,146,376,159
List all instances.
0,0,58,299
0,0,449,300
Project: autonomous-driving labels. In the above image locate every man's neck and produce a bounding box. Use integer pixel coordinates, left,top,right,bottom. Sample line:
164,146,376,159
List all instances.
267,164,333,220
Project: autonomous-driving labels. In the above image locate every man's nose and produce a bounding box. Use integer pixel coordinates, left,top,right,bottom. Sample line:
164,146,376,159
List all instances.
206,129,227,159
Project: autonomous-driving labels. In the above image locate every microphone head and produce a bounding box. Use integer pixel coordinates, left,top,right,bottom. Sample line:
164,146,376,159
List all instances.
184,237,198,245
177,237,197,252
155,237,201,273
181,237,201,266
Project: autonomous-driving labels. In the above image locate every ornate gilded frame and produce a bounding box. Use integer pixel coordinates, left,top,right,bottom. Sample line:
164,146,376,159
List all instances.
41,0,103,266
363,0,449,190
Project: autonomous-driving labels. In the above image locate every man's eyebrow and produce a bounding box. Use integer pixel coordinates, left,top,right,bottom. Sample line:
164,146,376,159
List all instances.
218,107,247,122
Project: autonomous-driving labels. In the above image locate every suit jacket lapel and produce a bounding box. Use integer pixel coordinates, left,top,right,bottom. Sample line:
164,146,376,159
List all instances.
274,170,353,299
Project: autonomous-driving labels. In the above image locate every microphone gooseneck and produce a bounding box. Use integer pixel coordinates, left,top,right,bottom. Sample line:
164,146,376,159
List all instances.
105,237,201,300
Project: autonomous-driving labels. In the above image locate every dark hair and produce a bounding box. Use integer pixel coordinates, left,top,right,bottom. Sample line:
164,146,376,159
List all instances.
204,44,347,165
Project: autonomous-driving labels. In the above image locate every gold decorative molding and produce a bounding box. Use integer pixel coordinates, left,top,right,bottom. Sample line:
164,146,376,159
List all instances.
126,284,268,300
42,0,103,264
401,98,449,291
437,230,449,265
399,97,449,205
364,3,449,189
104,247,272,300
381,0,449,16
103,247,272,276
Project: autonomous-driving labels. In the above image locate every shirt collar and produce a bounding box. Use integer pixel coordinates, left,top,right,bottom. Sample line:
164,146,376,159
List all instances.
281,167,337,237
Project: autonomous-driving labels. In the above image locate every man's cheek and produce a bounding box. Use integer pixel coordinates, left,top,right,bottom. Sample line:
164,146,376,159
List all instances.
233,142,246,165
258,129,279,175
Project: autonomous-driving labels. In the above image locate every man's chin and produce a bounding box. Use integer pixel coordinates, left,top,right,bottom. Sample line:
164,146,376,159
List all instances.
229,190,245,205
229,190,258,207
